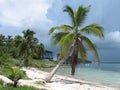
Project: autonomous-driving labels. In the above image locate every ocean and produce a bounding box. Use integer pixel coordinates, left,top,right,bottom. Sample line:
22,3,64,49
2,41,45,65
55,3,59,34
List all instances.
42,63,120,89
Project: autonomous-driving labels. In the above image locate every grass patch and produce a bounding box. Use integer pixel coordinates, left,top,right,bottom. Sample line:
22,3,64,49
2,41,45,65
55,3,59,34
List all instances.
29,59,57,68
0,58,20,76
0,85,43,90
35,81,45,85
0,79,4,86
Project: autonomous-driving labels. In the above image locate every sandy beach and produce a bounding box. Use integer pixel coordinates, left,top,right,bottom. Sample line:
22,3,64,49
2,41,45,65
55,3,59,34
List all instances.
19,67,118,90
0,67,118,90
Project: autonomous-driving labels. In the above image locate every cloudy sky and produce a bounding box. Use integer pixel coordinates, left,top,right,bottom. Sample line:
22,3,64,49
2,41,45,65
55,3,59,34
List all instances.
0,0,120,62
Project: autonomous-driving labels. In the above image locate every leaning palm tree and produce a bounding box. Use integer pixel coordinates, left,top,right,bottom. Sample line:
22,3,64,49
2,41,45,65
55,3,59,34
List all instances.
17,29,37,67
45,5,104,82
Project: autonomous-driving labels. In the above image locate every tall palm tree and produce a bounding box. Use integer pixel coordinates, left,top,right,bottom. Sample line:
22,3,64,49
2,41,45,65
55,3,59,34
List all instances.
17,29,37,67
45,5,104,82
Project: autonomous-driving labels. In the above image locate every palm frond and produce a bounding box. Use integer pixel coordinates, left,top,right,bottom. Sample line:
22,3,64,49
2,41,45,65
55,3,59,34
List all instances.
22,29,35,39
75,5,90,26
81,36,100,62
63,5,75,26
52,32,68,45
80,24,104,39
60,33,75,58
79,41,87,63
17,39,28,57
49,24,73,35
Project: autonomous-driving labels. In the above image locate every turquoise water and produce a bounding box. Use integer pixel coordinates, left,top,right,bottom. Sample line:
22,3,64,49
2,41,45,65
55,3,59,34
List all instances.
43,63,120,89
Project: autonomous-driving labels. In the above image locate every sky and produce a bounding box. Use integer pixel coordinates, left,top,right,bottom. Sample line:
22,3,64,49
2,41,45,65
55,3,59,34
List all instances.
0,0,120,62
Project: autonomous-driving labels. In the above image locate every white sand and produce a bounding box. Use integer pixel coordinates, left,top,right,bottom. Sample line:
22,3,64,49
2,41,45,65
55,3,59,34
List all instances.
0,67,118,90
0,75,13,84
21,67,118,90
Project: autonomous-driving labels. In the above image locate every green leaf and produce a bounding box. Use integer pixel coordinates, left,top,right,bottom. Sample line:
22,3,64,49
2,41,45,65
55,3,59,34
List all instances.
80,24,104,39
49,24,73,35
75,5,90,26
79,41,87,63
52,32,68,45
81,36,100,63
60,33,75,58
63,5,75,26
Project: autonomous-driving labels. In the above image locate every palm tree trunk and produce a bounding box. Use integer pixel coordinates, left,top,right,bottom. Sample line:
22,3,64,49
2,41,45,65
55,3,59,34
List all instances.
13,80,18,87
44,58,64,82
44,45,74,82
71,64,76,75
71,45,79,75
19,59,24,68
24,58,29,67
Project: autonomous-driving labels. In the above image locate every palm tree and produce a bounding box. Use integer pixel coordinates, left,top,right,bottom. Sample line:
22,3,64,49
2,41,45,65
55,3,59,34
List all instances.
14,35,23,48
38,43,45,59
17,29,37,67
12,35,23,58
5,35,14,54
0,34,6,56
32,43,45,59
45,5,104,82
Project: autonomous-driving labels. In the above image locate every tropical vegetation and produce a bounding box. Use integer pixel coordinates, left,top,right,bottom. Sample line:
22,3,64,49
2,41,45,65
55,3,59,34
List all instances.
0,29,46,67
0,29,55,88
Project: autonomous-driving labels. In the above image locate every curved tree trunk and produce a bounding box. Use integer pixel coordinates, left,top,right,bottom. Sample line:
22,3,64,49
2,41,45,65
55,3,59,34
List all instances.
44,45,74,82
44,58,64,82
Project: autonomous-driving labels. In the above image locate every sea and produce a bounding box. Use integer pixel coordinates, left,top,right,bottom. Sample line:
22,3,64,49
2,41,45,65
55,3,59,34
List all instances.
42,63,120,89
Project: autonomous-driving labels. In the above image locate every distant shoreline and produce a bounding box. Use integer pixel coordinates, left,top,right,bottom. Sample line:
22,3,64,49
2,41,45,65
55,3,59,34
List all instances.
101,62,120,64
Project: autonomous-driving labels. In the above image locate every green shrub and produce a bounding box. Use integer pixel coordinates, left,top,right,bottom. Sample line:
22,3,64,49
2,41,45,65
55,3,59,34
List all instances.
8,67,25,87
0,67,13,78
0,79,4,85
0,53,12,68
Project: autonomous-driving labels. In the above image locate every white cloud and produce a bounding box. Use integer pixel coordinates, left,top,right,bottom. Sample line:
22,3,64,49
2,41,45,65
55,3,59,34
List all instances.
0,0,52,27
0,1,3,4
106,31,120,43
